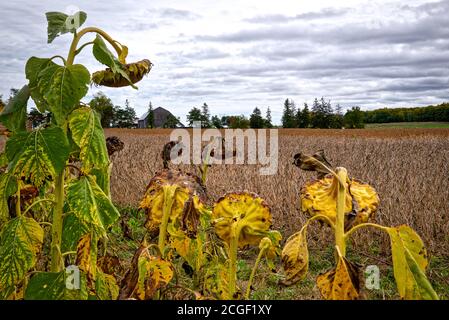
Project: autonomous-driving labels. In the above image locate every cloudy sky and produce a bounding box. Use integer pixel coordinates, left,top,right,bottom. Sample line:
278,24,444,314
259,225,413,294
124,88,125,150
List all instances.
0,0,448,124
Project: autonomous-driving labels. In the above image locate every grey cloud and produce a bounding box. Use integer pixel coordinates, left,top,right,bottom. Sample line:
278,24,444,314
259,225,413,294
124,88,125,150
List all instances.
373,78,449,93
198,5,449,46
1,0,448,125
158,8,201,20
246,7,349,23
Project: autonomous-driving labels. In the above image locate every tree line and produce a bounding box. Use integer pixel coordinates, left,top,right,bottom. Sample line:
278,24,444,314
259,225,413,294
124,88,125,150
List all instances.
362,103,449,123
280,98,364,129
184,98,365,129
2,87,448,130
186,103,273,129
0,90,137,129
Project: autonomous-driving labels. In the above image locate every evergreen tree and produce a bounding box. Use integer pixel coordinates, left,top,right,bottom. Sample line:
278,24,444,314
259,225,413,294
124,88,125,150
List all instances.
187,107,202,126
200,103,211,128
281,98,296,128
163,114,181,128
147,101,154,128
297,103,310,128
250,107,264,128
113,104,137,128
311,97,334,128
311,98,322,128
265,107,273,128
290,100,297,127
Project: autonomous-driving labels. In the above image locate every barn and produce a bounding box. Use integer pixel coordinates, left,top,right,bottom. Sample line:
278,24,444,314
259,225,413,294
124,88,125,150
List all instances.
137,107,184,128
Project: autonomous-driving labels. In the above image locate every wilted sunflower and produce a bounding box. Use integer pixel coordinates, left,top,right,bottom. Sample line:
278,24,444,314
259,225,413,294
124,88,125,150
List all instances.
139,169,207,236
92,59,152,87
212,192,272,248
300,174,379,230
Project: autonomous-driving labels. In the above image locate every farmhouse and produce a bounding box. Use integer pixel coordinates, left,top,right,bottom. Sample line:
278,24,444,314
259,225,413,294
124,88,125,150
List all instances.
137,107,184,128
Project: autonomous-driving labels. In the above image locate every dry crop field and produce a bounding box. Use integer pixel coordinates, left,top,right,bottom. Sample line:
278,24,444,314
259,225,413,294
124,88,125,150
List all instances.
106,128,449,259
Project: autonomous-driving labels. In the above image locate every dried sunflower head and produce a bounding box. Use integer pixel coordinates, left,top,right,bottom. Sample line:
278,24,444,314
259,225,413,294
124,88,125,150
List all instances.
92,59,152,87
212,192,272,248
300,173,379,230
139,169,207,235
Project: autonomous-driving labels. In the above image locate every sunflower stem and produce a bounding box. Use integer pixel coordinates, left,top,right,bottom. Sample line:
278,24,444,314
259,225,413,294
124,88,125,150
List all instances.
335,167,348,258
245,246,267,300
50,171,65,272
228,222,241,299
158,185,177,255
67,27,122,65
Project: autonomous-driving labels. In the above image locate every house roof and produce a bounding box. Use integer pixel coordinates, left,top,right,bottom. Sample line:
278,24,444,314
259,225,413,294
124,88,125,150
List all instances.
138,107,168,121
138,107,184,127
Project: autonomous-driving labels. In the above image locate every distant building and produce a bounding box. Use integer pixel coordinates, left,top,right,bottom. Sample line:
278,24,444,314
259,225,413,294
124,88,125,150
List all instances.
137,107,184,128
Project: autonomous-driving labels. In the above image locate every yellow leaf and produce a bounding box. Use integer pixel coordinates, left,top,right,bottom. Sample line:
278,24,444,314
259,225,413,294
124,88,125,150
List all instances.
212,192,272,248
136,256,174,300
119,244,173,300
203,260,233,299
75,233,97,284
281,227,308,285
316,254,360,300
118,45,128,64
386,225,438,300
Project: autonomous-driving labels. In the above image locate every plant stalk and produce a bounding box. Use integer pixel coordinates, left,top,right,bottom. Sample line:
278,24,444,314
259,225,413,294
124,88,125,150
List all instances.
50,172,65,272
245,246,267,300
335,167,348,257
228,222,241,299
67,27,122,65
158,185,177,255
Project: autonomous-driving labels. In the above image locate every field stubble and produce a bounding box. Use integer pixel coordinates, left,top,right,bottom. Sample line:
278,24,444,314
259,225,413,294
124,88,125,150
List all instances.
106,128,449,259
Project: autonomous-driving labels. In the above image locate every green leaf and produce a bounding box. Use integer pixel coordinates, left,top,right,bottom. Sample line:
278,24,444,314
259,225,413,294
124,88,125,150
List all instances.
0,216,44,291
0,172,17,227
37,63,90,125
68,107,109,172
0,85,30,133
386,225,439,300
95,270,119,300
24,271,88,300
5,127,70,187
61,213,90,253
25,57,57,112
66,175,119,238
90,164,111,196
92,35,136,89
46,11,87,43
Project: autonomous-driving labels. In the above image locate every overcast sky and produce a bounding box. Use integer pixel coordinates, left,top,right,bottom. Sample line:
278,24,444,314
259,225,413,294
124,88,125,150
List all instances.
0,0,448,124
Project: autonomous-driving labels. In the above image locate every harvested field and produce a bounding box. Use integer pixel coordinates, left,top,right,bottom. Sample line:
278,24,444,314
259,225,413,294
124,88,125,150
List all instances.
106,128,449,257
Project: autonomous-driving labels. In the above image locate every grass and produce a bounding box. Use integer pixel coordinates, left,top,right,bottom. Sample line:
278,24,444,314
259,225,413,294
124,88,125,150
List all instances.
366,122,449,128
107,205,449,300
